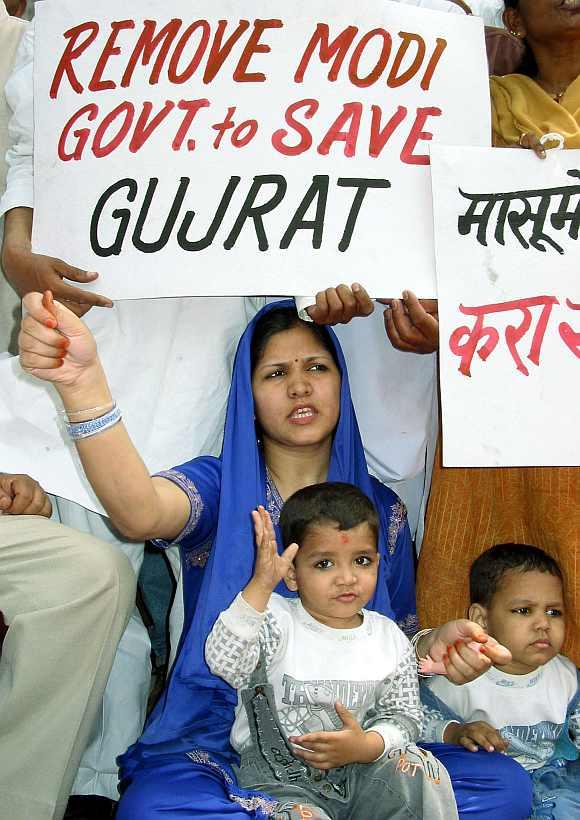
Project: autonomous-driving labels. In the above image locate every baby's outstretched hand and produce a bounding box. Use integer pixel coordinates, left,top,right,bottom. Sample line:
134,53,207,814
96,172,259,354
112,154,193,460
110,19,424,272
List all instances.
444,721,509,754
243,507,299,611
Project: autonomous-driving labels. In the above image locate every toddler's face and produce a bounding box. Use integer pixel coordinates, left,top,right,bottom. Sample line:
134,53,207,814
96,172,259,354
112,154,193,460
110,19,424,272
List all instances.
483,570,565,676
286,521,378,629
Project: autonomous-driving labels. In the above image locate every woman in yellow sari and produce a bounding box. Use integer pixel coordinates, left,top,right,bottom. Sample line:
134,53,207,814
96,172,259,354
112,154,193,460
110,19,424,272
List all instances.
390,0,580,662
491,1,580,151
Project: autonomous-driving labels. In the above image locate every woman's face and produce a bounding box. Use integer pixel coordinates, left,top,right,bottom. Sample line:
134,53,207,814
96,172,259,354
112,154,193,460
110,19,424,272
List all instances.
251,324,341,451
504,1,580,44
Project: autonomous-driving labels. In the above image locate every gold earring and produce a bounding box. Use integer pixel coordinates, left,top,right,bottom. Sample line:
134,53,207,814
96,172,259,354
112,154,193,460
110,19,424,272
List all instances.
510,30,522,38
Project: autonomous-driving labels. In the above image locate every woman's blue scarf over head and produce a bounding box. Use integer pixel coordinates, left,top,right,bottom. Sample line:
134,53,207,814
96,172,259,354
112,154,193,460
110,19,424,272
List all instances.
119,300,398,784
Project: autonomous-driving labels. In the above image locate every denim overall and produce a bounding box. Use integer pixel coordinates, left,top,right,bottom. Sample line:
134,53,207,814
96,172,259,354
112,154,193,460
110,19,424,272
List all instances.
235,653,458,820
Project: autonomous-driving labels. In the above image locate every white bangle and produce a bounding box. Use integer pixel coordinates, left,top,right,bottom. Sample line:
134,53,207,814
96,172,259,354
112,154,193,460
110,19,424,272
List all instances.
61,402,115,419
412,628,436,675
64,404,122,440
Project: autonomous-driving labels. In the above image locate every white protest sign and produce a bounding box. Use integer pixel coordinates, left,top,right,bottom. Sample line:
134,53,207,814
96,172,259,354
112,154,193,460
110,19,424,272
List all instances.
431,146,580,467
33,0,490,299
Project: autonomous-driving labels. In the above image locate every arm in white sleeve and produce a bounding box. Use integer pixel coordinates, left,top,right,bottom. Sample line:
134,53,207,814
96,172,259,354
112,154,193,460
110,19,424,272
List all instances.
419,678,463,743
0,23,34,217
204,592,283,690
362,644,423,758
420,705,459,744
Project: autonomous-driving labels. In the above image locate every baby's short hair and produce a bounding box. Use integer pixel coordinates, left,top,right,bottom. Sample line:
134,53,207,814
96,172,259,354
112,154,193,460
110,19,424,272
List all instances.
469,543,563,607
280,482,378,548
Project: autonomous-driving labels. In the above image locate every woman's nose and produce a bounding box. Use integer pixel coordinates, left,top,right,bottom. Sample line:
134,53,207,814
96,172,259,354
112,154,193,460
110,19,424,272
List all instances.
288,374,312,397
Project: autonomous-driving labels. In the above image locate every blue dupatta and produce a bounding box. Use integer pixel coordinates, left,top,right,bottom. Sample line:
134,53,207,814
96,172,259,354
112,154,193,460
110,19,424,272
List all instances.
119,300,405,787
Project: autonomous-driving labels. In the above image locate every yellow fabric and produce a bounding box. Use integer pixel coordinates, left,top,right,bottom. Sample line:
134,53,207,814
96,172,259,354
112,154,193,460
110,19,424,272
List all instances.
418,74,580,665
490,73,580,148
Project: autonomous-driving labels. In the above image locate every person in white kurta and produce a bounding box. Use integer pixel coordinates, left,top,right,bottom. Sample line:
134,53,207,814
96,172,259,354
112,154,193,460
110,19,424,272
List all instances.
1,25,264,801
0,0,460,800
0,2,25,353
0,474,136,820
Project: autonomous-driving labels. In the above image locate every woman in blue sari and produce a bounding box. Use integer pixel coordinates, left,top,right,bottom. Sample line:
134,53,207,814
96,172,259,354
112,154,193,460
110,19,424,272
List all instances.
20,296,532,818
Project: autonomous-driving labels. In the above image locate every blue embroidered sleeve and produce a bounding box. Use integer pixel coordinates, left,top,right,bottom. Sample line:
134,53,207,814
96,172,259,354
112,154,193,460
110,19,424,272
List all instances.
372,478,418,638
151,456,221,555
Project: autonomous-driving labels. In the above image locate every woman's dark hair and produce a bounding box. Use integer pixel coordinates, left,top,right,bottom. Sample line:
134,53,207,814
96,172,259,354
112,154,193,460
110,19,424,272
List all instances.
469,543,563,607
280,482,379,548
250,307,339,373
503,0,538,77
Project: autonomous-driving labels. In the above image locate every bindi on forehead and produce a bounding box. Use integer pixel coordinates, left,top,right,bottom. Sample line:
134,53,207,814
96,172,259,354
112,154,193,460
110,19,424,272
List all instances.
339,532,349,544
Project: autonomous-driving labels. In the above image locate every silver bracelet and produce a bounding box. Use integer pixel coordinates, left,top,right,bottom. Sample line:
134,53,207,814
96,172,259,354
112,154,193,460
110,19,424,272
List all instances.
61,402,115,419
64,404,122,440
412,627,436,677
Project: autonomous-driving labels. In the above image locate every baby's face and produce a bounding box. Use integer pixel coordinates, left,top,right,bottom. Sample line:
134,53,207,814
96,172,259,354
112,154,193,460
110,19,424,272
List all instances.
290,521,379,629
484,570,565,676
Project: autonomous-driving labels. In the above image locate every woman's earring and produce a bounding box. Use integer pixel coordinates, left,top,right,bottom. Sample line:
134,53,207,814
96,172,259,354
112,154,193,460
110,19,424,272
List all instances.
510,30,522,38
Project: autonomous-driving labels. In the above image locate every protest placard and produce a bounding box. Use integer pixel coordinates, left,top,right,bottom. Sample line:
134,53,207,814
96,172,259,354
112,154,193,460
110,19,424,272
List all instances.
33,0,489,298
431,145,580,467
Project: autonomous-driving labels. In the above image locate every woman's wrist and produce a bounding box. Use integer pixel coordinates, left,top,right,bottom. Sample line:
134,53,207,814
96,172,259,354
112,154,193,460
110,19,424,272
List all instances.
56,360,113,415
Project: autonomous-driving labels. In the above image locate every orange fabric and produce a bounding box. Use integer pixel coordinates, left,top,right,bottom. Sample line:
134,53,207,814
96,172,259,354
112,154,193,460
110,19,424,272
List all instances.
417,447,580,663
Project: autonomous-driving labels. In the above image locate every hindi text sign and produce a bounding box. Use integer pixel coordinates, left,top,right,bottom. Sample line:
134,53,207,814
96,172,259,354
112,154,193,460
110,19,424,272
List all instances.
431,146,580,467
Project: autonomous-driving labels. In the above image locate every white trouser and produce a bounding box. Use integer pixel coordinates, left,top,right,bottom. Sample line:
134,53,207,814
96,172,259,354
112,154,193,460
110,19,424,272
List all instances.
51,498,151,801
0,515,136,820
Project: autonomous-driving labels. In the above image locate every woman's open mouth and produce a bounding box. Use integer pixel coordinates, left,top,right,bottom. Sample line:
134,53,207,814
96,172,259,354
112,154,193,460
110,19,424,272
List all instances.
289,406,317,424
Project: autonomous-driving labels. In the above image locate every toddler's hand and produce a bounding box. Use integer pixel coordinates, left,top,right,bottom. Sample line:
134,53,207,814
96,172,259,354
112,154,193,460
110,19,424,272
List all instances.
242,507,299,611
290,702,382,769
19,291,100,387
444,721,509,754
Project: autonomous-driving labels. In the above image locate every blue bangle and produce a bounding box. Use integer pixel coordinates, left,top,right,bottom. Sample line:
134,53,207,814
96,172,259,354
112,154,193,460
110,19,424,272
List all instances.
65,405,122,440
